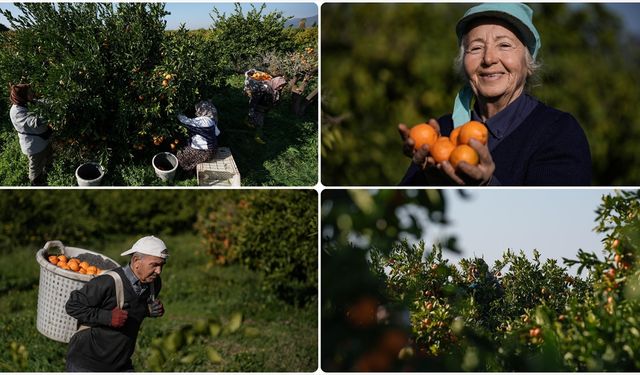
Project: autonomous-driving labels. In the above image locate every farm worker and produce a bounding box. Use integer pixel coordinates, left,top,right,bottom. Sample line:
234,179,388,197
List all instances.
176,99,220,171
244,69,287,143
8,83,53,186
398,3,592,186
65,236,168,372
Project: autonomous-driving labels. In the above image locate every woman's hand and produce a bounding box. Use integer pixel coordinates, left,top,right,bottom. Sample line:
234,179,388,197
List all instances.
398,119,440,170
439,139,495,185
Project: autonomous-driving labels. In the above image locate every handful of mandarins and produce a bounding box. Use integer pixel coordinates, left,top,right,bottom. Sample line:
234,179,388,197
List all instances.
47,254,103,275
409,121,488,168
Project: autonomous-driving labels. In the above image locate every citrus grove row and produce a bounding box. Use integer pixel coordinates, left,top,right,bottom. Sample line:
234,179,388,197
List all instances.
323,190,640,372
0,3,317,185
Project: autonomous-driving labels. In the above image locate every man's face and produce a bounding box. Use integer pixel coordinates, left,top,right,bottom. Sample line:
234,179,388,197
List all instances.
132,255,165,283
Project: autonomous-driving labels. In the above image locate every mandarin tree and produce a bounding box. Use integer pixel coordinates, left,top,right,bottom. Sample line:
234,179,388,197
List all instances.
0,3,219,184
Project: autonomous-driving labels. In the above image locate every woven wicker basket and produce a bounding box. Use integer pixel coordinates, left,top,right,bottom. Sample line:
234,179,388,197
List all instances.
35,240,120,343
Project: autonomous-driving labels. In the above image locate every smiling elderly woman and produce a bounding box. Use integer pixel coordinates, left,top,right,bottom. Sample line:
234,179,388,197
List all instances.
399,3,592,186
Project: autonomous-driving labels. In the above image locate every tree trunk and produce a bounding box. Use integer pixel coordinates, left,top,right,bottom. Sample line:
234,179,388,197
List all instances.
290,74,317,117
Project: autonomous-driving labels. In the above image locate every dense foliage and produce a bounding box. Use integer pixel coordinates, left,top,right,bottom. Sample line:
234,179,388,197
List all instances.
3,189,318,307
0,3,216,183
321,3,640,185
196,190,317,306
0,3,317,186
322,189,465,253
211,3,295,73
0,190,200,249
322,190,640,371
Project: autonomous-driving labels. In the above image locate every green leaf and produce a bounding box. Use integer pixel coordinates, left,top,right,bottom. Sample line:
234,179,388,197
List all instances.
227,312,243,333
208,323,221,337
206,348,223,364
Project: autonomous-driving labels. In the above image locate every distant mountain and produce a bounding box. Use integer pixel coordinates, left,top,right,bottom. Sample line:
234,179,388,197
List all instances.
285,15,317,28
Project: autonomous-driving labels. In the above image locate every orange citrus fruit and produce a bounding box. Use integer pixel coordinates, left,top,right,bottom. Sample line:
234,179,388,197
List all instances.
87,266,97,275
69,262,80,272
450,127,462,146
57,255,68,263
48,255,59,265
79,261,90,270
431,137,456,163
58,261,70,270
79,268,87,274
409,123,438,151
459,121,488,145
449,144,479,169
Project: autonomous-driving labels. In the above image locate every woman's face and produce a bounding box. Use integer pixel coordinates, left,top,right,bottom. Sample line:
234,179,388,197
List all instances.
462,19,529,106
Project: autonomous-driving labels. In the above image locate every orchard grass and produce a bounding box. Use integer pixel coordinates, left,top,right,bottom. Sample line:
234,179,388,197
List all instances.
0,232,317,372
0,74,317,187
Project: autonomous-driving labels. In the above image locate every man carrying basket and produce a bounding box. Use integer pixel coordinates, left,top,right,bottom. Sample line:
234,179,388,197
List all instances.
65,236,168,372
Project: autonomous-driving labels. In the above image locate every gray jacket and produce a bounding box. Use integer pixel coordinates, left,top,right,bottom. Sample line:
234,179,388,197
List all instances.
9,104,50,155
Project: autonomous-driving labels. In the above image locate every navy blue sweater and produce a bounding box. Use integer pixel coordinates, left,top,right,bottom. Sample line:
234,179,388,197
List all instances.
66,267,161,371
400,100,592,186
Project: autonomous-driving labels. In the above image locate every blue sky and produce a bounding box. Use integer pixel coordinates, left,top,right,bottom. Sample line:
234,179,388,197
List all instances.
1,3,637,34
413,189,616,276
0,2,318,30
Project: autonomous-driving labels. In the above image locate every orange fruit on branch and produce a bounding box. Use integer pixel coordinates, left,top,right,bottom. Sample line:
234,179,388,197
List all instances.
449,144,479,169
459,121,488,145
409,123,438,151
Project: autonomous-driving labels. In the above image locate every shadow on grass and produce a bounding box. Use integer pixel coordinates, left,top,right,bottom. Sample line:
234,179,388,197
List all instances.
0,75,317,186
211,75,318,186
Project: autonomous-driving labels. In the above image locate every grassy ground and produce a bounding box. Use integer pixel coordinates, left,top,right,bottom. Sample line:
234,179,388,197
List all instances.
0,74,318,186
0,232,318,371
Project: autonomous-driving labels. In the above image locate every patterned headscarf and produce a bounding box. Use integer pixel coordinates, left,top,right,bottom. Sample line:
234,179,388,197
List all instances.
195,100,218,122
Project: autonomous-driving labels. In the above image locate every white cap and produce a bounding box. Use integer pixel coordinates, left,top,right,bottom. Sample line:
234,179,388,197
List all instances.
121,236,169,259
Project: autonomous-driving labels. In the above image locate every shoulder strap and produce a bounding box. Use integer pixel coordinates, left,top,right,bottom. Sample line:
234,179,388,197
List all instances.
76,270,125,333
104,270,124,309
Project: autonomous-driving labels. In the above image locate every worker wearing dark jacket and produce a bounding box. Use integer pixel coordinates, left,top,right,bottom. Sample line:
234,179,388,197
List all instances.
65,236,168,372
398,3,592,186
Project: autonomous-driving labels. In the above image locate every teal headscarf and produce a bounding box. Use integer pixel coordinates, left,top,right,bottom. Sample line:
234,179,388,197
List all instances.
451,3,541,126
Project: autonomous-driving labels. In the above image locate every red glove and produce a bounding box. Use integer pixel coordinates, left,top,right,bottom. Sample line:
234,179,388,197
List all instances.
110,307,128,328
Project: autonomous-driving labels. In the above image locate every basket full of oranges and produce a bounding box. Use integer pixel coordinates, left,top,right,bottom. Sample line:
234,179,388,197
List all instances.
35,240,120,343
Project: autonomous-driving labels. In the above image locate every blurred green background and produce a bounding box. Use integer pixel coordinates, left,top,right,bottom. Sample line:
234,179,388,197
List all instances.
321,3,640,186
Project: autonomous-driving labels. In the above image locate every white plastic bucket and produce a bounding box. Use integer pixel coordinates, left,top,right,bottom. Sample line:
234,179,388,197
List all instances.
75,162,104,186
152,152,178,181
35,240,120,343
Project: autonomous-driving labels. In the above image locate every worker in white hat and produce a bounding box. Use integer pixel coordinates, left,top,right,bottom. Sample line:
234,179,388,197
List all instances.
65,236,168,372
